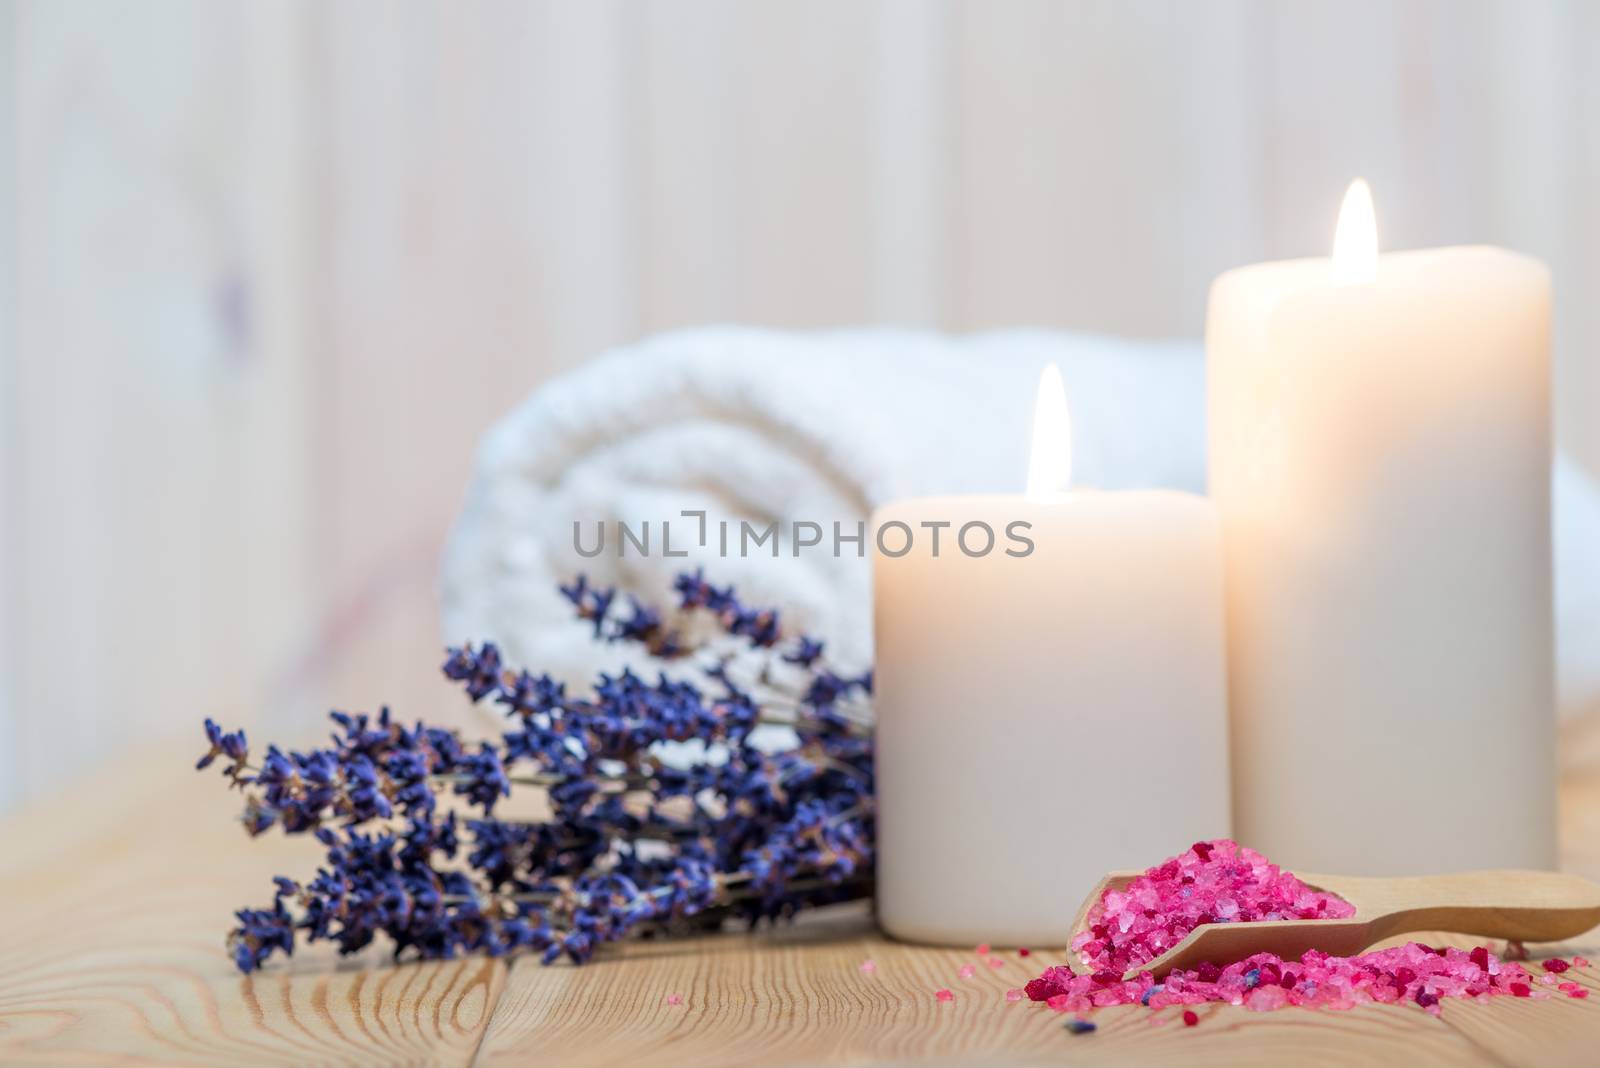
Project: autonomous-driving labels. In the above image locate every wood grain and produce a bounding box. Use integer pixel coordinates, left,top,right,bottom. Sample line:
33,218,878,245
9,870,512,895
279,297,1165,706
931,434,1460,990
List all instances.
0,752,506,1067
475,905,1578,1068
5,735,1595,1065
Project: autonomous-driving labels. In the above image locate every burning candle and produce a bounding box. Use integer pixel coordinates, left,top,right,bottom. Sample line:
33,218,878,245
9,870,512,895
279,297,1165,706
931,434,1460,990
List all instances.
872,366,1229,946
1208,180,1556,875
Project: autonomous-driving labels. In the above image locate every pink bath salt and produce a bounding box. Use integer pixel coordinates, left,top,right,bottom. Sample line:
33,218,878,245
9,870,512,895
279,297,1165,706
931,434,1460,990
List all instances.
1569,987,1591,1000
1005,988,1024,1002
1070,839,1355,976
935,988,954,1003
1024,965,1077,1003
987,957,1006,969
1574,956,1590,968
1025,842,1558,1021
958,964,977,980
665,993,684,1006
975,942,991,955
1024,914,1536,1016
1543,957,1572,973
1245,983,1290,1012
859,959,877,975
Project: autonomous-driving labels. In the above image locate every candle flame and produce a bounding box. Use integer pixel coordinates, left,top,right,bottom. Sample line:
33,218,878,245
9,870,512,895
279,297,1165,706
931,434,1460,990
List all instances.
1331,178,1378,284
1025,363,1072,498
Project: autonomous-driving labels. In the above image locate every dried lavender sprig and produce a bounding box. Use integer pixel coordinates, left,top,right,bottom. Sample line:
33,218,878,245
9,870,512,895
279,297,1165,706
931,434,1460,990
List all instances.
206,569,875,972
231,788,872,970
552,568,873,733
205,709,867,841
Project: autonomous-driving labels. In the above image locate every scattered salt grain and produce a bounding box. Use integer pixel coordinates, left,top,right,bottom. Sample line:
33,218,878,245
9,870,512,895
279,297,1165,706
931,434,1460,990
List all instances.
1182,1010,1199,1027
975,942,991,955
859,959,877,975
959,964,977,980
935,988,954,1003
1005,988,1024,1002
665,993,684,1007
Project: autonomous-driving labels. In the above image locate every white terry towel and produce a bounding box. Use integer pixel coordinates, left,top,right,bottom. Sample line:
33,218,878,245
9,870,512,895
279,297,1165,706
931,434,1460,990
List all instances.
440,325,1600,724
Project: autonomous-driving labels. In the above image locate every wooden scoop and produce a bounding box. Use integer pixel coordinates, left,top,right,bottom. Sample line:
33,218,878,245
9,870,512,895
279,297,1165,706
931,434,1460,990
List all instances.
1069,869,1600,981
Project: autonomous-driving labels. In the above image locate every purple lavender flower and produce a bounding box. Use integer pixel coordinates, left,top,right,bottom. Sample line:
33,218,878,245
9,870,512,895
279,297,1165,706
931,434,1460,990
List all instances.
442,644,504,702
784,636,826,667
196,718,249,774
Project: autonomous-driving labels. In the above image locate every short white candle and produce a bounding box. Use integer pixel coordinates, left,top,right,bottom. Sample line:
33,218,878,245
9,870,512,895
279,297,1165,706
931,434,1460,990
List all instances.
873,367,1229,946
1207,180,1557,875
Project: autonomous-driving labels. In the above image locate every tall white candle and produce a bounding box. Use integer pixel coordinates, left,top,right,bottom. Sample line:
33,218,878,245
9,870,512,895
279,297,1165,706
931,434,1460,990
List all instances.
873,367,1229,946
1208,180,1556,875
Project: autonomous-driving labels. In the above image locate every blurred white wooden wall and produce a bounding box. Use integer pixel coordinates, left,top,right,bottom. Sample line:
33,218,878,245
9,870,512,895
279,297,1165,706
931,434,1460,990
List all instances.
3,0,1598,812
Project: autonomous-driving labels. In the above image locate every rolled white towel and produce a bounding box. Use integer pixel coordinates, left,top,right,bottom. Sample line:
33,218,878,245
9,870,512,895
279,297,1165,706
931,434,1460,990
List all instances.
440,324,1600,723
440,326,1203,684
1558,455,1600,723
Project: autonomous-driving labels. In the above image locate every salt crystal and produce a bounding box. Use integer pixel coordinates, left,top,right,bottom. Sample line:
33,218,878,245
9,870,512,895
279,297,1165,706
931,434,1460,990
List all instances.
1246,984,1289,1012
859,959,877,975
1183,1010,1199,1027
665,993,684,1006
1574,956,1590,968
959,964,976,980
1005,988,1024,1002
987,957,1005,969
935,988,954,1003
975,942,991,955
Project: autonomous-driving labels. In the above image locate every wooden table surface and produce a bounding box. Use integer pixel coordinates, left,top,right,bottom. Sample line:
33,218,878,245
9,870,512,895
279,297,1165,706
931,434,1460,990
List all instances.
5,721,1600,1068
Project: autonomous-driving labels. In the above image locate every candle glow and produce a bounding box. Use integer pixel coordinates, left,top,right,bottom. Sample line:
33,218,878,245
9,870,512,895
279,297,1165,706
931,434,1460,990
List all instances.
1331,178,1378,285
1025,362,1073,498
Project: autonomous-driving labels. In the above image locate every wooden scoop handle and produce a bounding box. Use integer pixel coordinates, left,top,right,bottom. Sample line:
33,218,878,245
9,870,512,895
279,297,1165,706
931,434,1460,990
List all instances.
1310,869,1600,944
